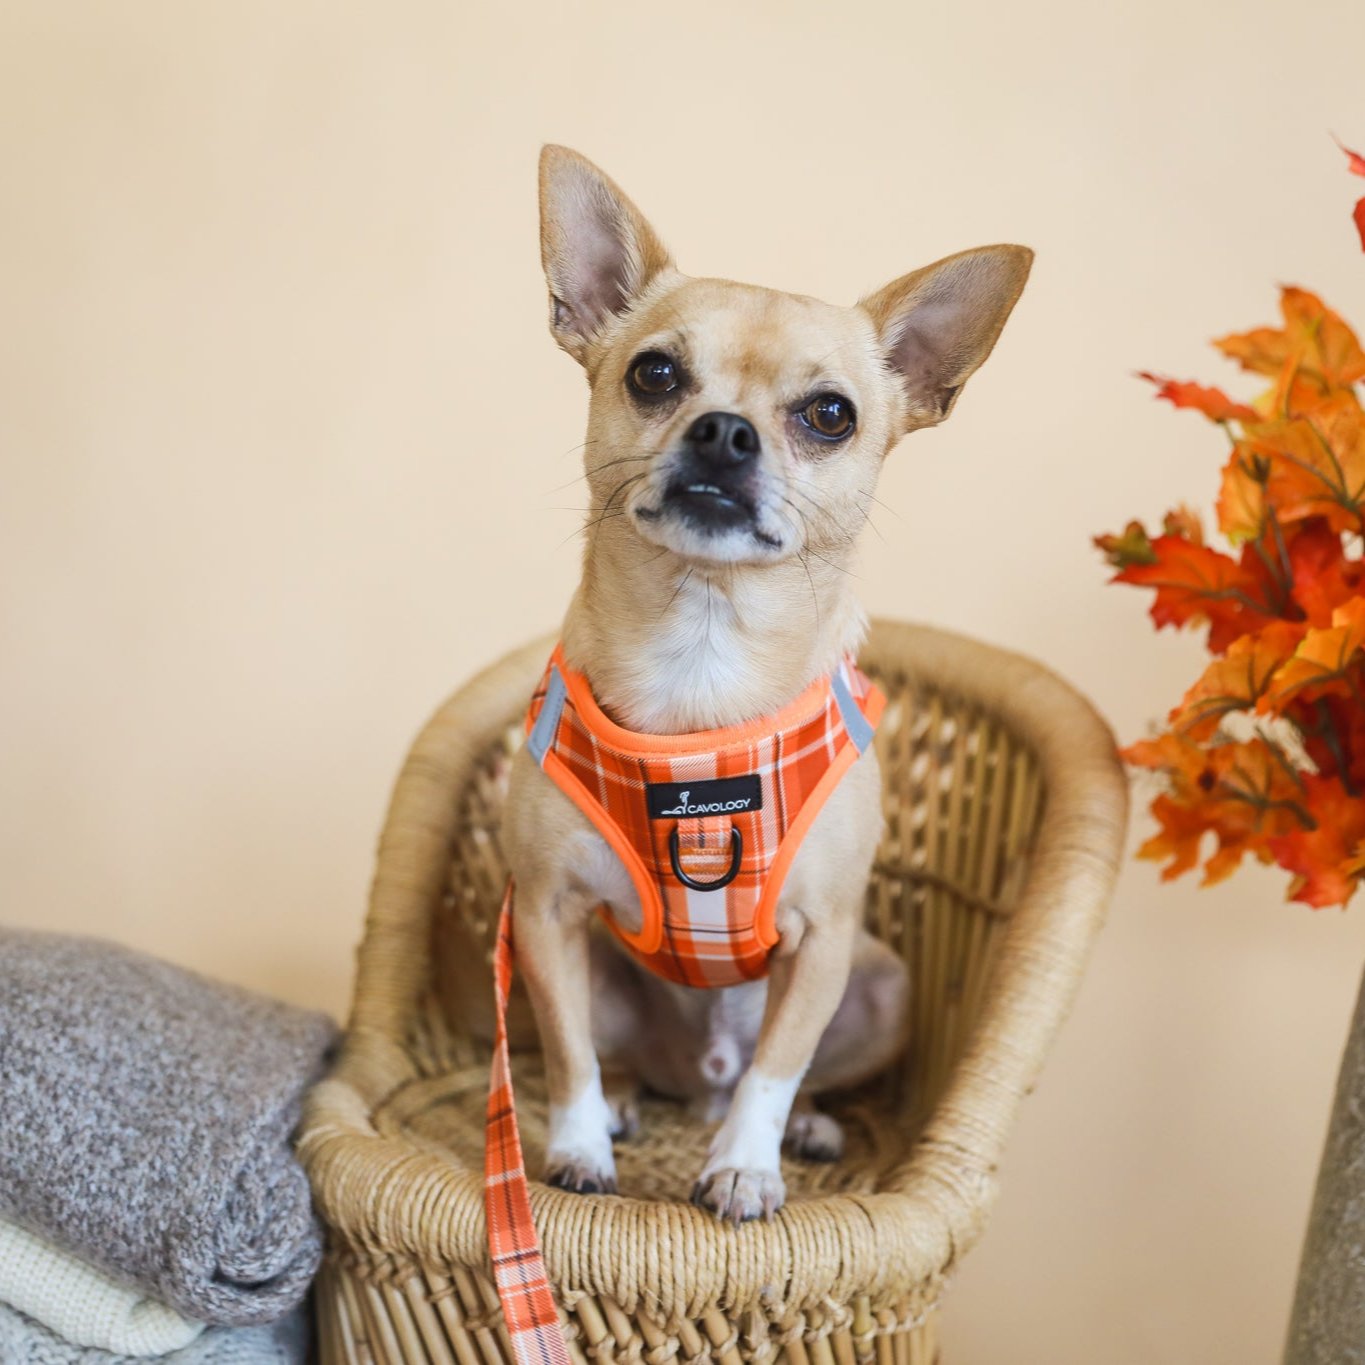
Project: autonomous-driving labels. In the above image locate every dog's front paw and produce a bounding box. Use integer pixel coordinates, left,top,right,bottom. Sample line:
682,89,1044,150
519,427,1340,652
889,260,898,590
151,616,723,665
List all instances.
544,1154,617,1195
545,1082,622,1194
783,1109,844,1162
691,1167,785,1224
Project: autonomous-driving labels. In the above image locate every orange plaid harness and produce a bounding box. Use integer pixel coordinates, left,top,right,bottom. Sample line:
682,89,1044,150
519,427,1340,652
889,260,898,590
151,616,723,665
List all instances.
485,647,884,1364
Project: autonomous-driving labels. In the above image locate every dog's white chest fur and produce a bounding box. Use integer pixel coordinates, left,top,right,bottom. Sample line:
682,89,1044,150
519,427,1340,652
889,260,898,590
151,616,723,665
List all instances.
594,575,753,734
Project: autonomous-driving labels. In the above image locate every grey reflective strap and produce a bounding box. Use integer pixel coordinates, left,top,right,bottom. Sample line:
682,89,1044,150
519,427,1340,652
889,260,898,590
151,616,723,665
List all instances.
526,665,568,765
831,668,875,754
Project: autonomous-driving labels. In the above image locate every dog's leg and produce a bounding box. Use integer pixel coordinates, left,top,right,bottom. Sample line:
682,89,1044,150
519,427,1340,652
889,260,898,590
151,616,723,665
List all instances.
783,931,911,1162
806,930,911,1092
692,917,856,1222
513,888,619,1194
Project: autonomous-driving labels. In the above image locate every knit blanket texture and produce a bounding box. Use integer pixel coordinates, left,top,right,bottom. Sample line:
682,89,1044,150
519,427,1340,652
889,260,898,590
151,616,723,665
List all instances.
0,1301,308,1365
0,930,337,1326
0,1217,203,1355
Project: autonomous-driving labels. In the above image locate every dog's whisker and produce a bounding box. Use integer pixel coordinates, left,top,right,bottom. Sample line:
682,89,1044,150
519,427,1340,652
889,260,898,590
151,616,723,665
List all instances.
656,567,694,622
549,453,647,493
804,545,857,578
797,550,821,630
579,473,649,537
782,486,864,552
780,489,848,548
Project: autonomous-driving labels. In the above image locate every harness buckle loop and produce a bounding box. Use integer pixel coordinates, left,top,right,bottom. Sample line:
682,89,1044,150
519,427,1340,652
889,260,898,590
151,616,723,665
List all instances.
668,825,743,892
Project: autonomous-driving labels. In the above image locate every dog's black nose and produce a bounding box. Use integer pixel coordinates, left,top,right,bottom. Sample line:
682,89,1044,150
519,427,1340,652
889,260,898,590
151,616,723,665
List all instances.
683,411,760,469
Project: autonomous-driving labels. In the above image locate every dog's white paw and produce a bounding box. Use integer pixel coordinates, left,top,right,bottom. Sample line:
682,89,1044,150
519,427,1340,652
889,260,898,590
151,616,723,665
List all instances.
544,1152,618,1195
783,1109,844,1162
545,1076,620,1194
691,1167,786,1223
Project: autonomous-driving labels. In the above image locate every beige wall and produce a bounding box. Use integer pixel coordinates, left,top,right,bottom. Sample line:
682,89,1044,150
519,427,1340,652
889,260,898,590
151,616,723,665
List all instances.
4,1,1365,1359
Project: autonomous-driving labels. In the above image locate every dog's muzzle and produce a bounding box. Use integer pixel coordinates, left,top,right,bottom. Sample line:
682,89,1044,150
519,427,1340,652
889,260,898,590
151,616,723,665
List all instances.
665,410,760,530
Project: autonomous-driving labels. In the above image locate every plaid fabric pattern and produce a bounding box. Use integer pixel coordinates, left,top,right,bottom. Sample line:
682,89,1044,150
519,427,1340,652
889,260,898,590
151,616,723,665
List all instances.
485,881,571,1365
524,646,885,988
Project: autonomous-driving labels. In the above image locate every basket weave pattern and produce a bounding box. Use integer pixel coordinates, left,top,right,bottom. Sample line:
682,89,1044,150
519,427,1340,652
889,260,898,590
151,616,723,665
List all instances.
300,621,1127,1365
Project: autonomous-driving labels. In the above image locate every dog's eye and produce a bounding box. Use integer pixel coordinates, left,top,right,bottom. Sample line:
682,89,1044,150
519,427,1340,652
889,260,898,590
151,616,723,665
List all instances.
802,394,856,440
627,351,680,398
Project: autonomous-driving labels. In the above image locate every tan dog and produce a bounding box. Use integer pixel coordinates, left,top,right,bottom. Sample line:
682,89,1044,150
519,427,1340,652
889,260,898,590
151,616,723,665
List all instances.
501,146,1031,1223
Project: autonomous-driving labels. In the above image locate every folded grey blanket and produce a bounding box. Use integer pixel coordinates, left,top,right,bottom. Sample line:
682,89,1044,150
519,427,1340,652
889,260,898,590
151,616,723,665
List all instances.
0,1300,309,1365
0,930,337,1327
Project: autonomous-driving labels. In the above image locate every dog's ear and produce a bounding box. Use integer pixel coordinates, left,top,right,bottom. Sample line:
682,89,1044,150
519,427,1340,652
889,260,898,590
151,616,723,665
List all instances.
860,245,1033,430
539,146,672,364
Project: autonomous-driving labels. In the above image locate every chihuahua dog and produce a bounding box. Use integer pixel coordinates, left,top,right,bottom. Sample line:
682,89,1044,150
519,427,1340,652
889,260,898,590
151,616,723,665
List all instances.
501,146,1031,1223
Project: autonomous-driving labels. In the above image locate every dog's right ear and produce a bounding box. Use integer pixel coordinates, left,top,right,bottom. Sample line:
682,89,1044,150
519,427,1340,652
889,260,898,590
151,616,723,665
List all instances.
539,146,672,364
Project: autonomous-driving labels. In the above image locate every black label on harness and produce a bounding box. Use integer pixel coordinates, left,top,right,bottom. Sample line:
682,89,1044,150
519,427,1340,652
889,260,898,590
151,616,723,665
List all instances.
646,774,763,820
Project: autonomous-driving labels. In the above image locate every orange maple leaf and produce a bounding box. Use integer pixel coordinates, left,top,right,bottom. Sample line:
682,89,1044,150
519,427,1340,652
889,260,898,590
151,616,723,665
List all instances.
1263,598,1365,711
1263,347,1343,420
1238,393,1365,537
1138,372,1259,423
1122,731,1215,787
1136,793,1218,881
1170,621,1305,739
1215,287,1365,391
1132,738,1313,885
1204,739,1313,839
1216,445,1269,543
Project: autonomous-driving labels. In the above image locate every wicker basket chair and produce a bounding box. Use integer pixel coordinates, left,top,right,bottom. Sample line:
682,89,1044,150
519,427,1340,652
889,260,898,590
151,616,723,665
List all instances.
299,619,1127,1365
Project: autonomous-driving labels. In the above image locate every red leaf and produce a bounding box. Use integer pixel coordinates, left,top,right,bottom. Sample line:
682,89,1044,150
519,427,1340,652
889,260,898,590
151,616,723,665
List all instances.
1114,535,1276,652
1138,372,1259,423
1285,693,1365,793
1267,775,1365,908
1354,196,1365,253
1335,135,1365,179
1288,519,1365,627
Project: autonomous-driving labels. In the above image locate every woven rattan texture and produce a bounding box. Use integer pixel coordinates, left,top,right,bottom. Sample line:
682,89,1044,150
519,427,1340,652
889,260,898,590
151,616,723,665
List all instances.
300,621,1128,1364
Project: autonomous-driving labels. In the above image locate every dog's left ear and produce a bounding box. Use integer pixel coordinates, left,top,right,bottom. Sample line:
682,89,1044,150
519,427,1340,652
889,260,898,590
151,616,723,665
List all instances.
539,145,673,364
860,245,1033,430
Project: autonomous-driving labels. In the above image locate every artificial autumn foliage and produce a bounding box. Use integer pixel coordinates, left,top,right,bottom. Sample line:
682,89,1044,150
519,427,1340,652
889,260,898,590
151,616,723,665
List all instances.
1097,144,1365,908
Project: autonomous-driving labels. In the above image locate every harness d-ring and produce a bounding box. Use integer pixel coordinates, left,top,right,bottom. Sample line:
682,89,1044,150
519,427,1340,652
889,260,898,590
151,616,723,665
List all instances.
669,825,743,892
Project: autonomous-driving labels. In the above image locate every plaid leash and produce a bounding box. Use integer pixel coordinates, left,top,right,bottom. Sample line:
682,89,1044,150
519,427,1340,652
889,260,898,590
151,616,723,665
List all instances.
485,879,571,1365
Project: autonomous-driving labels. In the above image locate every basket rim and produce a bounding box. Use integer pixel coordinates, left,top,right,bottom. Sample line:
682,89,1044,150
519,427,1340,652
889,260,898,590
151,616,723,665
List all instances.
298,619,1128,1315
